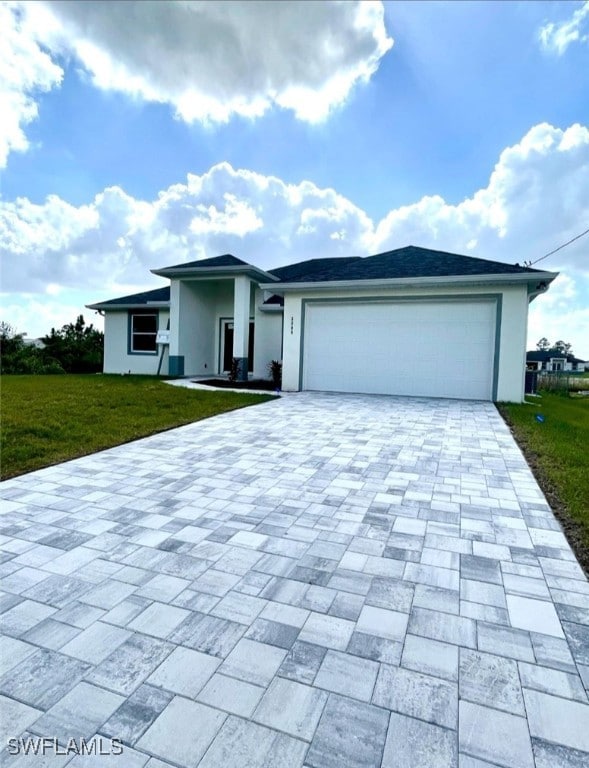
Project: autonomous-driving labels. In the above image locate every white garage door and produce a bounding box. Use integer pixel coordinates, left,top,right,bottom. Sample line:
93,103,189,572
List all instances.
302,300,496,400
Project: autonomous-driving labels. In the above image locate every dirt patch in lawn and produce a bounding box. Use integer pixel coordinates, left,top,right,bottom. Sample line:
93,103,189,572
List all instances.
195,378,280,392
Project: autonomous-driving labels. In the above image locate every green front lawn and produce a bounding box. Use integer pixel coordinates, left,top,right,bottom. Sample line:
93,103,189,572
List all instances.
1,375,275,479
498,393,589,569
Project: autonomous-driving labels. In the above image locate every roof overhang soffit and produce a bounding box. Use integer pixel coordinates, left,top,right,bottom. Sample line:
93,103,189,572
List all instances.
259,270,559,294
85,302,170,311
151,265,279,283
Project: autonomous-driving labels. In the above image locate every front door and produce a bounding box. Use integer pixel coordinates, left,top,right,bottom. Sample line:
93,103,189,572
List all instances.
222,321,254,373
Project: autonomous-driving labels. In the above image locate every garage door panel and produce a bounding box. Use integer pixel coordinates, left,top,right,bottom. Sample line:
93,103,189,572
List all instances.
302,301,495,400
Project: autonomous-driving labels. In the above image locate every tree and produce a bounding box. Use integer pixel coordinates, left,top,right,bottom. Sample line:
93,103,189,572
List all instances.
0,322,64,374
535,338,574,356
1,316,103,375
42,315,104,373
0,322,26,373
552,340,572,356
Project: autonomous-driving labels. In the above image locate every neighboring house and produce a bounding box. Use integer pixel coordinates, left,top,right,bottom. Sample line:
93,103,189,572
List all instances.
526,350,587,372
86,246,557,402
22,337,46,349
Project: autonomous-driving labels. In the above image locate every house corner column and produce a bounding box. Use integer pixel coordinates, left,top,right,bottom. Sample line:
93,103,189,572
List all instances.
233,275,251,381
168,279,184,376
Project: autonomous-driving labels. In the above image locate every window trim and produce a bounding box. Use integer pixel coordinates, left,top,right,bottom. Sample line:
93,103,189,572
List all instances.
128,311,159,355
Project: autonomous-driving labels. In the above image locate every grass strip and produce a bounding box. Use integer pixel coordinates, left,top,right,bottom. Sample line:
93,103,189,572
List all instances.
497,392,589,573
1,375,274,479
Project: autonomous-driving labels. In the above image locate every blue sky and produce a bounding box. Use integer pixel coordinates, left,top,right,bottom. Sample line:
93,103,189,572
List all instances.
1,1,588,357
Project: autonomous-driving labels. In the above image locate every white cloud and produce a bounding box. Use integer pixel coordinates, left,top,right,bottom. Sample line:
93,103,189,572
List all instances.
1,122,588,355
0,1,392,168
189,195,263,237
373,123,589,274
370,122,589,357
2,295,101,339
0,162,374,294
527,273,589,359
0,2,62,168
23,0,392,124
539,1,589,55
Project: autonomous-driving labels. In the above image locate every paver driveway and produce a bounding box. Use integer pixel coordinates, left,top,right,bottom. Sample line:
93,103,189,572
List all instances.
1,393,588,767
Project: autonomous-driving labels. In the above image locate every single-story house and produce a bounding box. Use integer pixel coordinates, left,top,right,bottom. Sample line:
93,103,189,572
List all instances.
86,246,557,402
526,350,587,373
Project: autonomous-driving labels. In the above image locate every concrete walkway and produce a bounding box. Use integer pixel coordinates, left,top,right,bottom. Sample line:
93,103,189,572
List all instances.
1,393,588,767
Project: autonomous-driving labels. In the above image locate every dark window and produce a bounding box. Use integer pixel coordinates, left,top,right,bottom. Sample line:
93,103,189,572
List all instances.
130,313,157,353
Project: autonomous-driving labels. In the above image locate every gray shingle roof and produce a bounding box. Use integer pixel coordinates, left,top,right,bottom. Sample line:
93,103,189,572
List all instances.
90,246,551,309
526,350,585,364
158,254,249,270
268,246,544,283
92,286,170,307
269,257,362,283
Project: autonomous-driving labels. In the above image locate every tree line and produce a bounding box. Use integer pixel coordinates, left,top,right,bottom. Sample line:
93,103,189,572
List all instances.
0,315,104,374
535,338,575,356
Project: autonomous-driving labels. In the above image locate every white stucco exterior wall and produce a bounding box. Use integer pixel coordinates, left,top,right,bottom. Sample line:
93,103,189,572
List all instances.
253,289,283,379
211,281,239,374
169,279,181,362
233,276,251,370
176,281,216,375
103,309,170,375
281,283,530,402
170,278,260,376
495,285,529,402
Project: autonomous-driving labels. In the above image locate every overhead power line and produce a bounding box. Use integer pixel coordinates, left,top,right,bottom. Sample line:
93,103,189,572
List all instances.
525,226,589,267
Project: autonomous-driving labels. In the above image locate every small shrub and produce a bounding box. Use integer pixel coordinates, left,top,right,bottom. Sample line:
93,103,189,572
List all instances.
268,360,282,390
228,357,240,383
43,358,66,374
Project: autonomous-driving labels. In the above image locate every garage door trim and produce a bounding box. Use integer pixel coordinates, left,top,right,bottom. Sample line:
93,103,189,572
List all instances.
299,293,503,399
